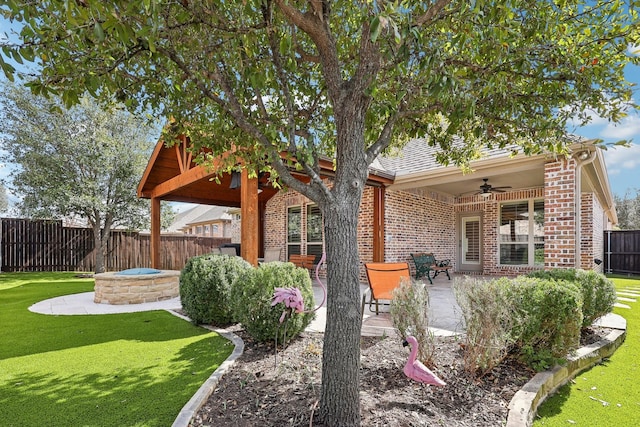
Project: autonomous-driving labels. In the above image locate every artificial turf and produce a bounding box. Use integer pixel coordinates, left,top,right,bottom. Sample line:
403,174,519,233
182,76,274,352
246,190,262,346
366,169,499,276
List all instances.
533,276,640,426
0,272,234,426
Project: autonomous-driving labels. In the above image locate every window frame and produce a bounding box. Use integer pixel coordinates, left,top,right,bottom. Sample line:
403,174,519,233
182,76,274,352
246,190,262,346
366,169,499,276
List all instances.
498,199,544,267
286,205,302,259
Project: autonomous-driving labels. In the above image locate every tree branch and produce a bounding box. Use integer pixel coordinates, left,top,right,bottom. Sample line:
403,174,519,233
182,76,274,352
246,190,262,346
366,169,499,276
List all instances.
413,0,453,27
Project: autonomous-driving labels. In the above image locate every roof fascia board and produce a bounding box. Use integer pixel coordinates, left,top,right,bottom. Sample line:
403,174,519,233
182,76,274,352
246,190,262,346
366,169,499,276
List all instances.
137,139,168,197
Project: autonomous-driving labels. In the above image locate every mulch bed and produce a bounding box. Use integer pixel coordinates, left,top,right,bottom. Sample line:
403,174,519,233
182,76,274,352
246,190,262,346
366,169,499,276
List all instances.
188,325,611,426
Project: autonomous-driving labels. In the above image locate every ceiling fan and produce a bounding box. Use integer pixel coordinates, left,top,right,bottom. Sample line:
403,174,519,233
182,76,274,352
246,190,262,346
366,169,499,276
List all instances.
469,178,512,197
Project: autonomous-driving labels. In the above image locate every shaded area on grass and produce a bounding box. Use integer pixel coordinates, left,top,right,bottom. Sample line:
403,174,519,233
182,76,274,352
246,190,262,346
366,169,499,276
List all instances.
0,272,234,427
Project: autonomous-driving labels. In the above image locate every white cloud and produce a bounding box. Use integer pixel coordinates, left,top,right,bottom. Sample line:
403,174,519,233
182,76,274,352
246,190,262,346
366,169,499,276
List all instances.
603,142,640,176
628,44,640,56
599,114,640,140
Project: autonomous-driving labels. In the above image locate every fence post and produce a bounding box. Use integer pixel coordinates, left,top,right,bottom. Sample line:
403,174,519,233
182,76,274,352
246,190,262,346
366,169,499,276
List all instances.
605,230,612,274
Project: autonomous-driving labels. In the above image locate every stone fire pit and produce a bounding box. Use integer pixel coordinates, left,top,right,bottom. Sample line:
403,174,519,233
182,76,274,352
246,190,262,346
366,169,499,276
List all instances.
94,268,180,305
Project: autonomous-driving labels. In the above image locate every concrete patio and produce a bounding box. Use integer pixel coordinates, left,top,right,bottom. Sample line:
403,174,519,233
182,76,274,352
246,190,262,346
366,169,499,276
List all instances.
30,272,465,338
306,274,464,337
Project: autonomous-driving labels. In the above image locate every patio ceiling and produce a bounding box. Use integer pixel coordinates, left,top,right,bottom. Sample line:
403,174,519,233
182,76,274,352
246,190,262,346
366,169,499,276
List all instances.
388,154,548,197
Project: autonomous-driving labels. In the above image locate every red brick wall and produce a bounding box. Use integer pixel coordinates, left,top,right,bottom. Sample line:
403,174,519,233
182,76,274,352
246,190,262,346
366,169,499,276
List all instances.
264,189,309,257
582,193,605,272
544,158,576,269
383,188,456,278
262,155,607,280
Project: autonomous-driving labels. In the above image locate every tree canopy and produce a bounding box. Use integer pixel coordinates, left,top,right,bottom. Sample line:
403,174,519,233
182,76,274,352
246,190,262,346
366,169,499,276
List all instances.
1,1,639,425
615,190,640,229
0,82,173,272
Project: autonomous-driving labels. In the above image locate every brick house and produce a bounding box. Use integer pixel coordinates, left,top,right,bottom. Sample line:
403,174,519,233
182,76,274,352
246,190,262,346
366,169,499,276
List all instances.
260,139,615,279
138,136,616,279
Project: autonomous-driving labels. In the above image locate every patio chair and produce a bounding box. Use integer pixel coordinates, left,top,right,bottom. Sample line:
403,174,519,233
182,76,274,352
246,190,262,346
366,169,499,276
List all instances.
289,254,316,272
362,262,411,316
219,247,238,256
410,253,451,284
261,248,282,262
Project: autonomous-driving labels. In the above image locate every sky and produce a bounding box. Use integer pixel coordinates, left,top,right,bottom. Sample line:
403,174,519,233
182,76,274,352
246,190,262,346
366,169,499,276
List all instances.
1,15,639,208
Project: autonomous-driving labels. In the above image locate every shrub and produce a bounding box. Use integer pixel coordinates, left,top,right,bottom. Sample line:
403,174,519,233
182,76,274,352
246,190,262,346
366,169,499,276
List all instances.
179,253,252,325
230,261,315,343
390,277,435,366
576,270,616,326
453,277,517,377
507,276,583,370
527,268,616,327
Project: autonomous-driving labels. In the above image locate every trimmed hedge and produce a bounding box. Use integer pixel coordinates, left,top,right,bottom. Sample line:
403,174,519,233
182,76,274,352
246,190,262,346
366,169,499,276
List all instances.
179,253,252,325
506,276,583,370
527,268,617,327
230,261,315,343
454,275,584,373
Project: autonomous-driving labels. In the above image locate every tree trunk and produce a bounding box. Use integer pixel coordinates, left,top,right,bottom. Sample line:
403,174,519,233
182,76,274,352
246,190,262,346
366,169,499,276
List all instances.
319,200,364,426
93,222,105,274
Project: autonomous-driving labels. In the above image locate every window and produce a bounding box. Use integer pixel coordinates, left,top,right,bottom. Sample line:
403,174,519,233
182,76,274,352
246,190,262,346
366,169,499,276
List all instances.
212,224,219,234
195,225,203,235
204,225,210,235
306,204,323,263
287,206,302,259
499,200,544,266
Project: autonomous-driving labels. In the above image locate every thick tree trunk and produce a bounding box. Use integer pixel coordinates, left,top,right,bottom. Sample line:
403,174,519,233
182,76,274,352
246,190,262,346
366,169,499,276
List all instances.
319,200,364,426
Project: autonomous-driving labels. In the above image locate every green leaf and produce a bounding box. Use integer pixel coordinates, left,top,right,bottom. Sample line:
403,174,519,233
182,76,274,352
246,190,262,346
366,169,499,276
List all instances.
370,16,381,43
94,21,105,43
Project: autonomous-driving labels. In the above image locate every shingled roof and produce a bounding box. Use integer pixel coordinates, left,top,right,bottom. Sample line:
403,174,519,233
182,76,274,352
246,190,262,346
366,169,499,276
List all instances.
375,138,515,176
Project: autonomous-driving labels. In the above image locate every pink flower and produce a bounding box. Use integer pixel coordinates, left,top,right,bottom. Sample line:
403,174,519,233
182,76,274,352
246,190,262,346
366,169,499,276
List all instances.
272,287,305,323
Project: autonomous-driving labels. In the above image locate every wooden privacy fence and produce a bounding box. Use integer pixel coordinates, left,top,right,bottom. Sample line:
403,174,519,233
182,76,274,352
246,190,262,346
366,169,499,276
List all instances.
0,218,230,272
604,230,640,275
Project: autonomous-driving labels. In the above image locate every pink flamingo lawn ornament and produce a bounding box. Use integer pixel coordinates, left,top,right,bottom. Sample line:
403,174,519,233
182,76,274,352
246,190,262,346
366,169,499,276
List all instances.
402,335,446,386
271,252,327,323
271,253,327,365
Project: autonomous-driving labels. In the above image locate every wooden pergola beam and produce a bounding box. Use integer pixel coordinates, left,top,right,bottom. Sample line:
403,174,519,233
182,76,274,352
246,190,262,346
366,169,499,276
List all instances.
150,197,161,269
240,169,259,266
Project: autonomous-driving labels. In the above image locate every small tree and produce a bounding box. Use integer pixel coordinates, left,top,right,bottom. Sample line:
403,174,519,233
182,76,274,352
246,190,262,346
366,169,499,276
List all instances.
0,83,169,273
390,277,435,367
614,191,640,230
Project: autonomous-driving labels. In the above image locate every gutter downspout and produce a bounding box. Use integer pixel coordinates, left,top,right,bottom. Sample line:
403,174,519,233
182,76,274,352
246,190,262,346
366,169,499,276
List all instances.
573,149,597,269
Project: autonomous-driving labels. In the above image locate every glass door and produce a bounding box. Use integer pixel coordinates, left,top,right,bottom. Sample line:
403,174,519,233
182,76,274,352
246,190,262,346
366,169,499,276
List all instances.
460,215,482,272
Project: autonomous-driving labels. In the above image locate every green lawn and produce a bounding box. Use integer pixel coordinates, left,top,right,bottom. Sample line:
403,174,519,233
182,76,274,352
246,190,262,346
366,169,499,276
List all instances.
0,272,234,427
534,276,640,426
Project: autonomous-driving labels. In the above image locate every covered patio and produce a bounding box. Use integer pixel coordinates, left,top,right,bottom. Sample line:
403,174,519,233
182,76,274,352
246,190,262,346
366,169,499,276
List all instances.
137,136,393,268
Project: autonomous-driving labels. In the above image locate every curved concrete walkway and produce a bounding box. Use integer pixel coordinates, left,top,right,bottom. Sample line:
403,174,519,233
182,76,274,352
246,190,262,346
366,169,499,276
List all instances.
29,291,182,315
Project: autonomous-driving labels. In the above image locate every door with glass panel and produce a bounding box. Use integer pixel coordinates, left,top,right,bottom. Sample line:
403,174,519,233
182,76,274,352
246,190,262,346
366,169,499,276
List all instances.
459,214,482,272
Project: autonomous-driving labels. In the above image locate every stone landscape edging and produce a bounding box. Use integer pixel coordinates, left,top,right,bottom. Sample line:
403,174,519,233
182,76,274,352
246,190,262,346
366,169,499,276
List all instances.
168,311,245,427
506,313,627,427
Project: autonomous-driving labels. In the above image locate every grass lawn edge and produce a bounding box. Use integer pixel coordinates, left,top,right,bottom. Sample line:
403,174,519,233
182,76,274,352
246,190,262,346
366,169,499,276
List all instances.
505,313,627,427
168,310,246,427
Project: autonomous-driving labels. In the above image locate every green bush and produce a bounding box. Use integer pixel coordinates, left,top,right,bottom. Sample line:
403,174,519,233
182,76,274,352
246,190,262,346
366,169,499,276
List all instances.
527,268,616,327
576,270,617,326
390,277,435,366
230,261,315,343
507,276,583,370
453,277,517,377
179,253,252,325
